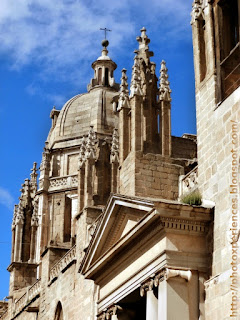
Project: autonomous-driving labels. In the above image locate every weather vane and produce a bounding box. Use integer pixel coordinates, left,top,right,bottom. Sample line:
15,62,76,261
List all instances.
100,28,112,40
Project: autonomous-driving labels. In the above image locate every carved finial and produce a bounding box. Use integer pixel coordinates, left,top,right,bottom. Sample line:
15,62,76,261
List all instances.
12,205,18,230
159,60,171,102
79,136,87,167
31,199,39,227
130,56,143,98
15,203,24,225
137,27,150,51
191,0,204,24
118,69,130,110
85,126,97,160
110,128,119,163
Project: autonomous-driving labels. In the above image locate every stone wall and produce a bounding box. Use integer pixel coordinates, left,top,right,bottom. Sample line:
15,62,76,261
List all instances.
171,136,197,159
120,151,185,200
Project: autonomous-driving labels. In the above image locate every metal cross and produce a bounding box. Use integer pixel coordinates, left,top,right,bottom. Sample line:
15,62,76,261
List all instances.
100,28,112,39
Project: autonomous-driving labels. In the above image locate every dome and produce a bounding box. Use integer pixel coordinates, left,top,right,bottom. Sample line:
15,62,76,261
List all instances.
47,87,119,149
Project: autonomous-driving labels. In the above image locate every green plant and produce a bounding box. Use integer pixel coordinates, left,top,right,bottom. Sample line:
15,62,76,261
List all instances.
181,190,202,206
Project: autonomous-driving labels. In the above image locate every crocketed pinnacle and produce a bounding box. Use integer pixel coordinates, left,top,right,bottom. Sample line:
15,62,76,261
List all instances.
191,0,203,24
159,60,171,102
31,199,39,227
110,128,119,163
118,69,130,110
130,56,143,98
30,162,38,195
15,203,25,225
85,126,97,160
12,205,18,229
79,136,87,167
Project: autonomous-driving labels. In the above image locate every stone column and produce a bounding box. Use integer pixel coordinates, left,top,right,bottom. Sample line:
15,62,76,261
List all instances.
29,200,39,263
140,279,158,320
78,163,85,212
84,158,95,207
11,205,18,262
118,107,130,164
13,206,25,262
154,268,193,320
131,95,143,152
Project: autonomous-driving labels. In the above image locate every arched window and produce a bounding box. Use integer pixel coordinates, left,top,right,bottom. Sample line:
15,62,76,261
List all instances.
54,302,63,320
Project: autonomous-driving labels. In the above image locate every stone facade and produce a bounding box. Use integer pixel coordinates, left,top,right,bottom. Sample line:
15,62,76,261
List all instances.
0,1,239,319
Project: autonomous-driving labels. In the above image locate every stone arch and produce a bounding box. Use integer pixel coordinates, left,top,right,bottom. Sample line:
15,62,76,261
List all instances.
54,301,63,320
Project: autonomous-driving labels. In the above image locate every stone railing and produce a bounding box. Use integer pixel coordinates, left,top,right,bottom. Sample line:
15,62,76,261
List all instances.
14,279,41,316
28,279,41,302
0,310,8,320
49,245,76,283
49,175,78,191
179,166,198,198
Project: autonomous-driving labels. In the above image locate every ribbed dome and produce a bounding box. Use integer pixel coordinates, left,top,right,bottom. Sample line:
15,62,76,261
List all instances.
47,87,119,149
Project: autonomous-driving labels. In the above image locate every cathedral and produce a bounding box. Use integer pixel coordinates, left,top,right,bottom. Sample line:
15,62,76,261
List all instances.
0,0,240,319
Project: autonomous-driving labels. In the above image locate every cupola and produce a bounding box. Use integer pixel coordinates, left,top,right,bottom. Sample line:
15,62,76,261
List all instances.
88,39,117,91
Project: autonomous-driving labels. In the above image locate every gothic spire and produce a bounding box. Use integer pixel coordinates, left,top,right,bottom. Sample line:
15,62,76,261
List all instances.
159,60,171,102
130,56,143,98
118,69,130,110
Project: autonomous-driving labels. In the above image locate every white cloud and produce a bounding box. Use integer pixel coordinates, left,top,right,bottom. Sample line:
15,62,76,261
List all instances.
0,0,192,97
0,187,14,211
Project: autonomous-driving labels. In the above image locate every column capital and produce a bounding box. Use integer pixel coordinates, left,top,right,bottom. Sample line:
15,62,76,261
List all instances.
97,305,122,320
154,268,192,286
140,278,154,297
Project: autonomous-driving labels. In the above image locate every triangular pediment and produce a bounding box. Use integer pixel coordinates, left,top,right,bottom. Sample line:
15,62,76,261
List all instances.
80,194,154,275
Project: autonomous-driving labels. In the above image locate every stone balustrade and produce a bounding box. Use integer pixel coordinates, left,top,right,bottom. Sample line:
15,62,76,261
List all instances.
48,175,78,191
28,279,41,302
0,310,8,320
179,165,198,197
49,245,76,283
13,279,41,316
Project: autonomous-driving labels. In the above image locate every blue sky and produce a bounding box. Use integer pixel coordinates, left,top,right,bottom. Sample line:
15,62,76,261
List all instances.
0,0,195,298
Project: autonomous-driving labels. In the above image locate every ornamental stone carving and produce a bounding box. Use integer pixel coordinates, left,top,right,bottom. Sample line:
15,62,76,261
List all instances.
140,279,154,296
85,126,97,160
110,128,119,164
191,0,204,24
79,136,87,168
154,268,192,286
31,199,39,227
15,203,24,226
179,165,198,197
12,205,18,230
30,162,38,195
